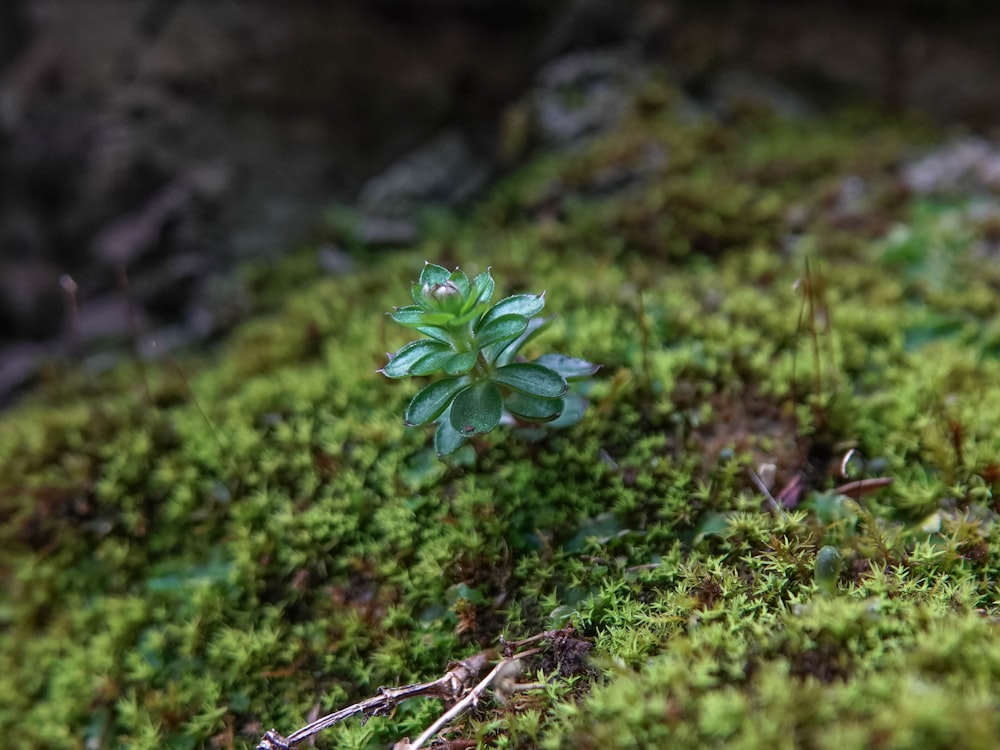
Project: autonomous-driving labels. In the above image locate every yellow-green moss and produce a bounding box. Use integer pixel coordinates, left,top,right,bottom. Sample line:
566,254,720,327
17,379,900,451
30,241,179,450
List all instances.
2,79,1000,749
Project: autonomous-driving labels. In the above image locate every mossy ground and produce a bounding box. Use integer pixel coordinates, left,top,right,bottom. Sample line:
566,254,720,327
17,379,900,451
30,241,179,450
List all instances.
3,80,1000,749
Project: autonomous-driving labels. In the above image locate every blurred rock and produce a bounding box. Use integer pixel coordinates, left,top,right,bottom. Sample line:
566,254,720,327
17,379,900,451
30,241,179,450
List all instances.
534,48,641,144
0,203,45,261
131,253,213,315
72,294,149,346
902,137,1000,194
185,275,253,339
357,130,489,246
90,183,191,268
0,341,49,405
186,161,233,202
0,0,28,70
359,131,490,218
835,176,867,215
586,140,667,196
966,198,1000,262
709,69,811,120
357,217,420,247
3,0,1000,409
317,244,356,275
0,258,63,340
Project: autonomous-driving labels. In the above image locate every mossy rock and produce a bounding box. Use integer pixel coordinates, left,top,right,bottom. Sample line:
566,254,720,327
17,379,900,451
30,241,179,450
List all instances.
2,79,1000,749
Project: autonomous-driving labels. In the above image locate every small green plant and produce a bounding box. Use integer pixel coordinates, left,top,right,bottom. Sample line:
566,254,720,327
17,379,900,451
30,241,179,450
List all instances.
814,545,843,597
380,263,599,455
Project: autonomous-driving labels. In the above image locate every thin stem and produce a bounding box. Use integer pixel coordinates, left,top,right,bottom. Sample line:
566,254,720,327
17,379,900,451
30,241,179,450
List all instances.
406,652,535,750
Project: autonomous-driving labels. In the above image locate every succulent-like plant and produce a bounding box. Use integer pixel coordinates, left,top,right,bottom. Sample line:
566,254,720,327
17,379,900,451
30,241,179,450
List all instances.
380,263,599,455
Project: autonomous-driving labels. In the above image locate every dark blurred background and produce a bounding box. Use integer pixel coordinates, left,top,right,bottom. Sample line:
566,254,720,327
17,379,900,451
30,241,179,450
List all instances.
1,0,998,402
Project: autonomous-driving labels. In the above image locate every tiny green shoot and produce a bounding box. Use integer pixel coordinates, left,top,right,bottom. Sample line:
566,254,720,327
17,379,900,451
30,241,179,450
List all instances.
380,263,600,455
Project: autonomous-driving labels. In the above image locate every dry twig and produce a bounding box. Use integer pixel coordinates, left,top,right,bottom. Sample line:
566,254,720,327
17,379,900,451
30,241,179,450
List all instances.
399,651,537,750
255,630,572,750
256,650,493,750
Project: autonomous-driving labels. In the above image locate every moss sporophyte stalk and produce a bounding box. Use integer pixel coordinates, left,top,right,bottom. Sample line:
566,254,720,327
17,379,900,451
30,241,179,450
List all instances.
380,263,599,455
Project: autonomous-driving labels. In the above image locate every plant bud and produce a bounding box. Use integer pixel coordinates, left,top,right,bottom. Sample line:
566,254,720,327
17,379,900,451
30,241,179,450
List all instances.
423,280,464,313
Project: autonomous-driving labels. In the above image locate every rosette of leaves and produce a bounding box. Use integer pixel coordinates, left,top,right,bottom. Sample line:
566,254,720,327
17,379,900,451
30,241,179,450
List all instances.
380,263,600,455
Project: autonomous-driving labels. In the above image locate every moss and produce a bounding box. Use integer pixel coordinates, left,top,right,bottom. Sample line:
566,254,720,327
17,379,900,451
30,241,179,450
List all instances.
3,74,1000,749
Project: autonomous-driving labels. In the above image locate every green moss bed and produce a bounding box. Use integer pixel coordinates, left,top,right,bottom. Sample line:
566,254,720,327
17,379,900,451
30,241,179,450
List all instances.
3,82,1000,749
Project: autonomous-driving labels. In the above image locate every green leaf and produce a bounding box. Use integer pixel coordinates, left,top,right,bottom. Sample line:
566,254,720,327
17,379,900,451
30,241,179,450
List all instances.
504,392,563,422
390,307,452,343
476,314,528,349
815,546,844,597
533,353,600,380
493,363,567,398
404,376,469,426
409,347,460,376
444,351,478,375
564,511,629,552
418,262,451,287
493,316,553,367
447,582,488,605
447,269,470,298
390,305,426,327
412,262,452,306
380,340,450,378
479,293,545,329
691,511,733,546
462,268,495,314
414,326,452,345
401,448,446,490
449,382,503,436
434,410,467,455
419,311,455,326
547,391,588,428
445,304,486,328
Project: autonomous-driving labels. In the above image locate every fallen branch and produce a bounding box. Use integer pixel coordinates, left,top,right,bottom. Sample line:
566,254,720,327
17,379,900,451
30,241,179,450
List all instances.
398,651,537,750
256,650,493,750
255,629,580,750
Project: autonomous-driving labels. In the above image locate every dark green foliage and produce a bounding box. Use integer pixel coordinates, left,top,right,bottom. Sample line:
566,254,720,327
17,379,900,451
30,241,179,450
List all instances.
382,263,598,454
